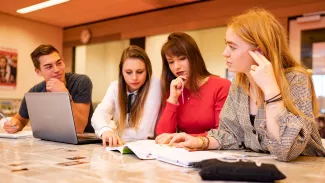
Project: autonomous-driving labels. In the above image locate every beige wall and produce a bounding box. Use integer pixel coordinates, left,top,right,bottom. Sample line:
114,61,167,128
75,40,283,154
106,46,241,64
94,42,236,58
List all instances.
145,33,169,78
84,44,107,104
75,46,87,74
0,13,62,99
146,27,228,78
75,40,129,103
77,27,227,103
187,27,228,78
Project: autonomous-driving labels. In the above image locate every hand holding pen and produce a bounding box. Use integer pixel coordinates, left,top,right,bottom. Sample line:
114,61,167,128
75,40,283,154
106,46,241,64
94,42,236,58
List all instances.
167,76,187,105
1,113,20,134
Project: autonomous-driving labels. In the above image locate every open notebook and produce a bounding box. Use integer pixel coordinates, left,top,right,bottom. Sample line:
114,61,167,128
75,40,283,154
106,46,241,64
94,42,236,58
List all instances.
0,131,33,139
105,140,157,159
155,148,229,167
0,117,33,139
105,140,240,166
105,140,197,161
106,140,277,167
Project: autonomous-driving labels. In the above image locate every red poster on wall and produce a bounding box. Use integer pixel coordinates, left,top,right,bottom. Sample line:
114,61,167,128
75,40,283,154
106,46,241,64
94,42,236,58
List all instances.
0,47,17,89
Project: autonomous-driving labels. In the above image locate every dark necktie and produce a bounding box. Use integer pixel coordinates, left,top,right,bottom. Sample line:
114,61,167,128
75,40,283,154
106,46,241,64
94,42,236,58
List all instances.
127,93,134,113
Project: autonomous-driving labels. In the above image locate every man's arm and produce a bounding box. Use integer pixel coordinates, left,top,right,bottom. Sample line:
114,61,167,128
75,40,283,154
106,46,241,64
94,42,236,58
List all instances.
46,77,92,133
3,113,29,133
70,101,90,133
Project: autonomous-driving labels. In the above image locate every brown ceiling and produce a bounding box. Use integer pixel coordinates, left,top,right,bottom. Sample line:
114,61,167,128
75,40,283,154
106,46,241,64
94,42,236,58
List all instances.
0,0,199,28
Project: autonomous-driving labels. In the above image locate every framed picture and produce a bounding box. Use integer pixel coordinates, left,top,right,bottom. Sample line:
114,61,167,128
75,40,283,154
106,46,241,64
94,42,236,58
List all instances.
0,47,17,89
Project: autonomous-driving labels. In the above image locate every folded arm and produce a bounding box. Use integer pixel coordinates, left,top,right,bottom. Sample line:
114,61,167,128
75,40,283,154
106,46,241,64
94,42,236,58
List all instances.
262,73,315,161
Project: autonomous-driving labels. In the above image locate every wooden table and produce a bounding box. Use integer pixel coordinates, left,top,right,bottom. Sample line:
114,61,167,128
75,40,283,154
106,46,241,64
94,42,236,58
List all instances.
0,137,324,183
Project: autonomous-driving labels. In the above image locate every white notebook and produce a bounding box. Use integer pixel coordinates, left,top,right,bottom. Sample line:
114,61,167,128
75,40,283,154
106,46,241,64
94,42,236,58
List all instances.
105,140,277,167
154,148,278,168
0,117,33,139
154,147,229,167
0,131,33,139
105,140,229,164
105,140,231,165
105,140,158,159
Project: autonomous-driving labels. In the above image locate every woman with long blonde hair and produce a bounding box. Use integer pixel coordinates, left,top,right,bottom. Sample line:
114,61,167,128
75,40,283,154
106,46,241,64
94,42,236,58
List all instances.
162,8,325,161
92,45,161,147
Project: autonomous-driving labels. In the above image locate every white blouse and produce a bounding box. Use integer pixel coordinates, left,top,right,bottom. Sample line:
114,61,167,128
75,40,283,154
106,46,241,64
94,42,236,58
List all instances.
91,77,161,140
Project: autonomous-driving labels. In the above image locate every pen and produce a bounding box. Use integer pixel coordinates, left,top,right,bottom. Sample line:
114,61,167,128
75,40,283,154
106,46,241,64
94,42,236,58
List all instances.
181,90,184,104
180,78,184,104
0,113,17,129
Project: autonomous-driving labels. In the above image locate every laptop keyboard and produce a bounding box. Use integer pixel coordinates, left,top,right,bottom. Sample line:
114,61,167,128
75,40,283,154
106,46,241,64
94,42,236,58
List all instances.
77,133,99,141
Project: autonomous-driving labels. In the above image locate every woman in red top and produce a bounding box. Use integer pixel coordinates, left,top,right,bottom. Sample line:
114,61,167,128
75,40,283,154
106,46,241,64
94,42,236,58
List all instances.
155,32,231,143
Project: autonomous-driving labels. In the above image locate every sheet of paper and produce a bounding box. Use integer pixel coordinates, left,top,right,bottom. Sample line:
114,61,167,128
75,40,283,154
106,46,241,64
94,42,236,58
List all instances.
105,140,157,159
0,130,33,139
154,146,278,167
154,147,227,167
105,145,128,153
126,140,157,159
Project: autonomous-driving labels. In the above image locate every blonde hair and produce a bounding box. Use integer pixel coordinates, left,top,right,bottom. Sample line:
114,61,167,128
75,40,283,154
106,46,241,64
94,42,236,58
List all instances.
117,45,152,133
229,8,318,118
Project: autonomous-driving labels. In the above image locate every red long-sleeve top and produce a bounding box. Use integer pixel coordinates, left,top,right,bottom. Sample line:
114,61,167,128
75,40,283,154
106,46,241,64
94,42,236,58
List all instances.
156,75,231,136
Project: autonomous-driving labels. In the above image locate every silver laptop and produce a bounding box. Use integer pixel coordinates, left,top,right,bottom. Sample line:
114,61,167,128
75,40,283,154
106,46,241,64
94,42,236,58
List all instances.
25,92,101,144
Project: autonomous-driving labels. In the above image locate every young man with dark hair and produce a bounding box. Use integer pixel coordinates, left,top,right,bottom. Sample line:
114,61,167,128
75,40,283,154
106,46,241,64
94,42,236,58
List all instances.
4,45,94,133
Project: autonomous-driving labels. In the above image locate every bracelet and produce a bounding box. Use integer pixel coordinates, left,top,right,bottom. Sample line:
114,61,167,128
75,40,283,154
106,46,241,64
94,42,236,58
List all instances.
265,93,281,102
197,136,210,150
197,136,207,150
265,97,282,105
203,136,210,150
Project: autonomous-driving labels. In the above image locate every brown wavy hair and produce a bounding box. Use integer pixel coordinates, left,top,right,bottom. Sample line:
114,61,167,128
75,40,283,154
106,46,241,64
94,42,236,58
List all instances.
161,32,211,106
117,45,152,133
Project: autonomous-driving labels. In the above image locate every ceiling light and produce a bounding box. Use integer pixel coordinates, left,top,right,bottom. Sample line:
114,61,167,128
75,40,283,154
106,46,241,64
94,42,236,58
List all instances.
17,0,69,14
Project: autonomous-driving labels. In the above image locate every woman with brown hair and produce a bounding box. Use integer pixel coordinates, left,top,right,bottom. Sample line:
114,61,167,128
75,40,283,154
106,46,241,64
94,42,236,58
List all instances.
165,8,325,161
155,32,231,143
92,45,161,147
